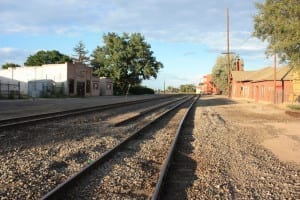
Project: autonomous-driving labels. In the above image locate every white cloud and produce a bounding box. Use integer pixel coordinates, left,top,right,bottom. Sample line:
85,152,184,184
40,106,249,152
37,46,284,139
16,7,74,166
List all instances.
0,0,262,38
0,0,268,71
0,47,31,66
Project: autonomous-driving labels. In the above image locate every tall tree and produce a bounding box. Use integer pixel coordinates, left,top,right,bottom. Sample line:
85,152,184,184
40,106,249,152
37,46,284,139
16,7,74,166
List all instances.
24,50,71,66
211,55,236,94
2,63,21,69
253,0,300,68
91,32,163,95
73,41,89,64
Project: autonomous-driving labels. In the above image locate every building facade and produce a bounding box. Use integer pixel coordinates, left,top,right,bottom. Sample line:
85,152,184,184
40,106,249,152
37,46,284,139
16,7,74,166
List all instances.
0,62,113,97
99,77,113,96
201,74,220,94
231,66,294,104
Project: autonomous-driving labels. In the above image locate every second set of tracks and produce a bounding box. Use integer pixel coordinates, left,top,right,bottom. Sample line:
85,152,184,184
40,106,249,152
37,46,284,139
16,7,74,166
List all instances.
0,95,200,199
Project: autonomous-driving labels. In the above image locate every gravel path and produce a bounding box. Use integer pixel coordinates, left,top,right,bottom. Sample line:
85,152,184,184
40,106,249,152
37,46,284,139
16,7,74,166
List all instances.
184,96,299,199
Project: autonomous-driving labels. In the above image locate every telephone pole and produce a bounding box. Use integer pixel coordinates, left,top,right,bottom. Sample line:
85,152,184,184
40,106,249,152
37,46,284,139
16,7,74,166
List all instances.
274,52,277,104
226,8,231,98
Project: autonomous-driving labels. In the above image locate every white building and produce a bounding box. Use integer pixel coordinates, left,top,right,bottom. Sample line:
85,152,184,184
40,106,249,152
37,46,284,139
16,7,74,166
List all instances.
0,62,113,97
196,86,202,94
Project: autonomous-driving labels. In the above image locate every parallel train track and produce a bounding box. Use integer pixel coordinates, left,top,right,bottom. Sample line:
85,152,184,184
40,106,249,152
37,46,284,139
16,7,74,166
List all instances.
41,95,199,199
0,95,199,199
0,95,176,130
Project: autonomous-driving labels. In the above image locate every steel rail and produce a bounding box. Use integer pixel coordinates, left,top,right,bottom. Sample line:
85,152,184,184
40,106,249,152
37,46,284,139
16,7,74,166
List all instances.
0,95,175,129
151,95,200,200
113,95,189,126
41,96,195,200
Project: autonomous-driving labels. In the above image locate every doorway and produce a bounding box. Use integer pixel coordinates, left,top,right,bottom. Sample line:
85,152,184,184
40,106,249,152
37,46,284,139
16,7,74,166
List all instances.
76,81,85,97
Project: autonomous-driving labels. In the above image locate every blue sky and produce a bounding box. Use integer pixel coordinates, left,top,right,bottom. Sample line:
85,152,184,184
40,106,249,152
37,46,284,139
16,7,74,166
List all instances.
0,0,272,89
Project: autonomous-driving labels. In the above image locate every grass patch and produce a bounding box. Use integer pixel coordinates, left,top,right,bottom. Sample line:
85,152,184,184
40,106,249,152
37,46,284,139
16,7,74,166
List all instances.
287,104,300,110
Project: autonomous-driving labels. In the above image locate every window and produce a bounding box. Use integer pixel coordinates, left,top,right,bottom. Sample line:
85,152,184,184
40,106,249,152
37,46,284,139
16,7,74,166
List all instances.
86,80,91,93
93,83,99,89
106,83,111,90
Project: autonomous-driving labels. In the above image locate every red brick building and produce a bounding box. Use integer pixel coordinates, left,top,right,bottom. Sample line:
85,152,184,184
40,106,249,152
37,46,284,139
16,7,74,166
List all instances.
201,74,220,94
231,66,293,103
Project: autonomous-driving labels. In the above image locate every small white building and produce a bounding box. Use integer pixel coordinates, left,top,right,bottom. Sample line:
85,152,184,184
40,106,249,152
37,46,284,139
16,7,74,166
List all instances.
28,79,55,97
0,62,113,97
196,86,202,94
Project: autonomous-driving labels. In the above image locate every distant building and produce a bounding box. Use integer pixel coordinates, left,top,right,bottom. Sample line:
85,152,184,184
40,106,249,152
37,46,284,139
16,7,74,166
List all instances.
196,85,202,94
201,74,220,95
0,62,113,97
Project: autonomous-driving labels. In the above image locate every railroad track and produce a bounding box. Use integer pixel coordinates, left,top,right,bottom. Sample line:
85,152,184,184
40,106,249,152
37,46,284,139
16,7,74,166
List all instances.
0,95,177,130
152,97,198,200
41,95,198,199
0,95,193,199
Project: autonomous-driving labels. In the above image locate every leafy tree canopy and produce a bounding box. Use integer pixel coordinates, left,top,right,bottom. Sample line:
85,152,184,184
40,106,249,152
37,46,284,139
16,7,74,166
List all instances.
167,86,180,93
211,55,236,94
179,84,196,93
91,32,163,95
2,63,21,69
24,50,72,66
73,41,89,64
253,0,300,68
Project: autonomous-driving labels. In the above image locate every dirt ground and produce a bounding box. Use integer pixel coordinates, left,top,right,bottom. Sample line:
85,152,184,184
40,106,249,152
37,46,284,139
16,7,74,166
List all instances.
185,95,299,199
205,96,300,165
263,122,300,164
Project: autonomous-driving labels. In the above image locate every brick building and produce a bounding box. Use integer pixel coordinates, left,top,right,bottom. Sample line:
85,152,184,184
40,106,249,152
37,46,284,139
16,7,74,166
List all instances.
231,66,293,103
201,74,220,94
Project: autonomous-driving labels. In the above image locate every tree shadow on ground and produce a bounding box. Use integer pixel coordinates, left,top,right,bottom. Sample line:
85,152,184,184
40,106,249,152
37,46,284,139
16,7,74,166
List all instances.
198,95,237,107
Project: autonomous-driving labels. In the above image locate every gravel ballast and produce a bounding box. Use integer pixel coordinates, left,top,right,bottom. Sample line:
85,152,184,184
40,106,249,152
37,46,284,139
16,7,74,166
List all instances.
0,95,299,199
184,96,299,199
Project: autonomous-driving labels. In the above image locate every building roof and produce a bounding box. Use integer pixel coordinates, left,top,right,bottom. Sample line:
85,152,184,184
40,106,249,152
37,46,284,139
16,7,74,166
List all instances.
231,71,256,81
232,66,293,82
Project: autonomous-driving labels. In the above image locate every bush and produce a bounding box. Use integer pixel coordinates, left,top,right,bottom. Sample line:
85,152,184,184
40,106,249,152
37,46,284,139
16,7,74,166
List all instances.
129,85,154,95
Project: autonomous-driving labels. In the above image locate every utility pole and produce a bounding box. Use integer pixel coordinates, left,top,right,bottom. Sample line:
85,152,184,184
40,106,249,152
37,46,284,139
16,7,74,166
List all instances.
226,8,231,98
274,52,277,104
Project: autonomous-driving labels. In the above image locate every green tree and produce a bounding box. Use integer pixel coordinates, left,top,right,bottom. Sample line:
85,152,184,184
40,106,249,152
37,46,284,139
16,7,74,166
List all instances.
211,55,236,94
91,32,163,95
253,0,300,67
24,50,71,66
73,41,89,64
2,63,21,69
179,84,196,93
167,86,179,93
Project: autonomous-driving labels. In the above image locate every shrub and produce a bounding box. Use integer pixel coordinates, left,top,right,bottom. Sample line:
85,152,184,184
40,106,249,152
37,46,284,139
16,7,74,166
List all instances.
129,85,154,95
